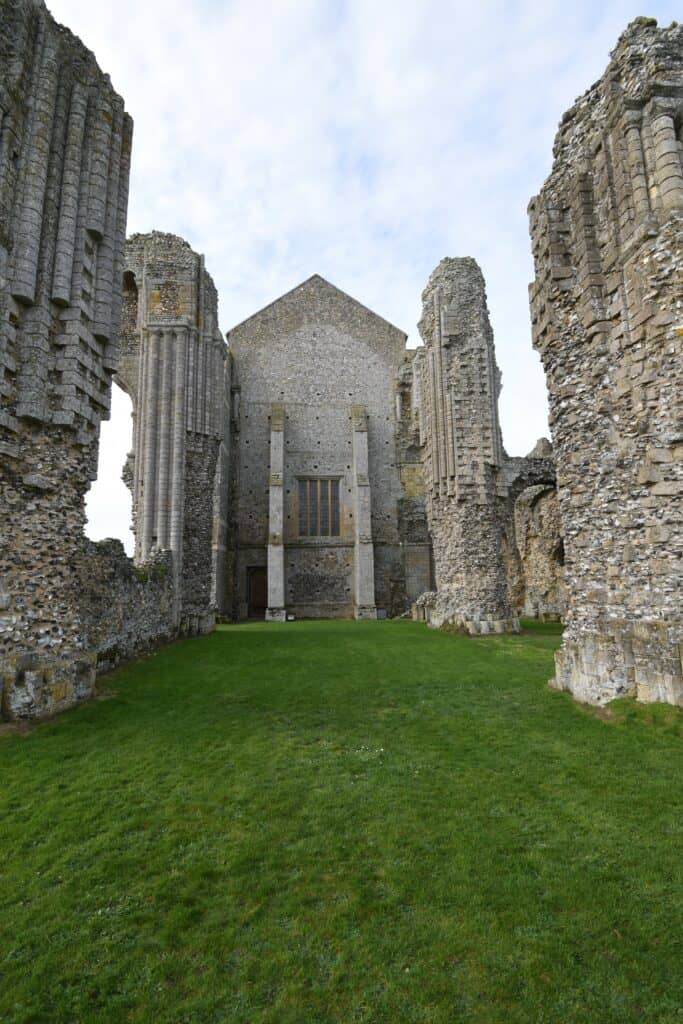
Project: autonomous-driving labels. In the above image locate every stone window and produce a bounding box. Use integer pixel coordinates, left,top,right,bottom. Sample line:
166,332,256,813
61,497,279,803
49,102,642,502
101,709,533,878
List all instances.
298,478,340,537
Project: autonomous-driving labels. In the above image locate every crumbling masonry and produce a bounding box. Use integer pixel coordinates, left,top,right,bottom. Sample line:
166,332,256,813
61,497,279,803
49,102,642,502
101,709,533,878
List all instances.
0,0,139,717
414,258,558,633
0,2,223,720
529,18,683,704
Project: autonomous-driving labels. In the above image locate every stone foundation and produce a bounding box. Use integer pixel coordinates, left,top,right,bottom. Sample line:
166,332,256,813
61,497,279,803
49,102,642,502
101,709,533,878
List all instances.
554,620,683,707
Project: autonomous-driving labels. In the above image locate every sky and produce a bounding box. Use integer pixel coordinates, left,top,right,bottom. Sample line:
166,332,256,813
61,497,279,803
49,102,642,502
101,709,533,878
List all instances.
46,0,680,554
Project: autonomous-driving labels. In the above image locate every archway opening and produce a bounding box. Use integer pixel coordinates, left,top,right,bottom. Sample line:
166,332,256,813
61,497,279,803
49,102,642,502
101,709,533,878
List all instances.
85,381,134,555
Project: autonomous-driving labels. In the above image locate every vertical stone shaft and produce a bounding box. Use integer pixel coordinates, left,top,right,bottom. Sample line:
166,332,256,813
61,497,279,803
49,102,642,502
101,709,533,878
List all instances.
155,331,174,549
650,101,683,212
351,404,377,619
140,329,160,556
51,82,87,304
169,326,188,566
266,403,286,620
623,113,653,223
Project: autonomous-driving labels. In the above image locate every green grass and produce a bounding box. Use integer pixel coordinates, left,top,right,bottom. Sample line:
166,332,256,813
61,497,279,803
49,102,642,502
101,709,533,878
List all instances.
1,620,682,1024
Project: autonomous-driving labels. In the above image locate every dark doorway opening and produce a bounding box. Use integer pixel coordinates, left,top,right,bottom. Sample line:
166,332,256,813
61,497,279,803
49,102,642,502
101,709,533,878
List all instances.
247,566,267,619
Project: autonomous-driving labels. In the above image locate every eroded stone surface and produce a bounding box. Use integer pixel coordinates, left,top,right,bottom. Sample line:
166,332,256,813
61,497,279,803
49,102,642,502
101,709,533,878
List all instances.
529,18,683,705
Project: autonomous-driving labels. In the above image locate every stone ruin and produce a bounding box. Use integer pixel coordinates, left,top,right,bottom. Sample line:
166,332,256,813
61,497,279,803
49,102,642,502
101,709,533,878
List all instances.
0,4,680,719
412,258,560,633
529,18,683,705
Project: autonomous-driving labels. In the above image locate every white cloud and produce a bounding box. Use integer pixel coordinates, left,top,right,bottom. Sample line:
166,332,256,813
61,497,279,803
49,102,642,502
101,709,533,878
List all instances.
54,0,679,549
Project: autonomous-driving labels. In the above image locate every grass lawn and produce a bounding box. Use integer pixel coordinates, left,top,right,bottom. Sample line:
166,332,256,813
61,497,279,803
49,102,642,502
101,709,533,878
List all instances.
1,620,682,1023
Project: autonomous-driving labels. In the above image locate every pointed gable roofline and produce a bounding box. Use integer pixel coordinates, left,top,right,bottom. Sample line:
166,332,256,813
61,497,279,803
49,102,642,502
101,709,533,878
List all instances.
226,274,407,340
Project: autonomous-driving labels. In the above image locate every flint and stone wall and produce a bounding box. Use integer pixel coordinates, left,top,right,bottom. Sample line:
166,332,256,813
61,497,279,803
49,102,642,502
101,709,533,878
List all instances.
0,0,170,719
529,18,683,705
416,258,558,633
225,275,419,620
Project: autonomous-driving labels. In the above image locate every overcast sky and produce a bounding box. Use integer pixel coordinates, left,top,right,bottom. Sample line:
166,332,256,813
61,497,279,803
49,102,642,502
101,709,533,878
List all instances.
49,0,679,554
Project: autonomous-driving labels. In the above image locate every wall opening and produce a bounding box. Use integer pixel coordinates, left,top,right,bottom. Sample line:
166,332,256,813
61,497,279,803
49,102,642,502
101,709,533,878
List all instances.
85,382,135,554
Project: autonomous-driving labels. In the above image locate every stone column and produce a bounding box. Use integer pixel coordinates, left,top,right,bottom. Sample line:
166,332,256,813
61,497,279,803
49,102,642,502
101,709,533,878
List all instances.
623,109,654,224
140,328,160,558
351,404,377,619
266,402,287,622
155,329,174,550
169,325,189,578
649,98,683,213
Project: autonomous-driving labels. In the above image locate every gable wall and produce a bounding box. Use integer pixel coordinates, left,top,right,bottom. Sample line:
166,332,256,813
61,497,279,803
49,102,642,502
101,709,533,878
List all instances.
226,278,411,619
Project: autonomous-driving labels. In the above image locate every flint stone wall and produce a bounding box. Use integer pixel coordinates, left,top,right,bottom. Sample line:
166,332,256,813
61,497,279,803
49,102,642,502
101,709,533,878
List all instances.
513,485,566,619
529,18,683,705
226,275,414,620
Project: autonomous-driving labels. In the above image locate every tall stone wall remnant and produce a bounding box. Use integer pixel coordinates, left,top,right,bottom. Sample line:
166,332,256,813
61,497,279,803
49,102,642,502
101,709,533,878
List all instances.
0,0,141,718
529,18,683,705
417,258,558,633
118,232,229,634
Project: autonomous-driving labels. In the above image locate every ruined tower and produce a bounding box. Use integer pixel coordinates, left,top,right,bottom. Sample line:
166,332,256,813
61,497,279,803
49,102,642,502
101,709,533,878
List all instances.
118,232,229,634
529,19,683,705
0,0,133,716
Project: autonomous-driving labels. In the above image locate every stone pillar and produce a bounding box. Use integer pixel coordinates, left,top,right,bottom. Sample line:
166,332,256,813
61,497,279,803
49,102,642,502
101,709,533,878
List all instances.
419,258,519,634
266,403,287,621
139,328,160,558
351,404,377,619
649,98,683,213
623,110,654,224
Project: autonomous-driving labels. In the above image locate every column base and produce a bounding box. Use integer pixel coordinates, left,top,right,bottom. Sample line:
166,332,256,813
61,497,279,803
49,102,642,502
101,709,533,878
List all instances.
355,605,377,620
465,617,520,636
265,608,287,622
552,621,683,706
1,652,97,721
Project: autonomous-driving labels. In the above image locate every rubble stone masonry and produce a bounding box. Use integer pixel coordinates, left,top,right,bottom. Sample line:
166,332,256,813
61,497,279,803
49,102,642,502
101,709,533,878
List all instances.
0,2,175,719
529,18,683,704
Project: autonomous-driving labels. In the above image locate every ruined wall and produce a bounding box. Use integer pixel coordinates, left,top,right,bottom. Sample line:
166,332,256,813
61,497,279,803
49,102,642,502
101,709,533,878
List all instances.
119,232,228,634
0,0,147,718
529,18,683,705
226,275,410,620
513,485,565,619
417,258,557,633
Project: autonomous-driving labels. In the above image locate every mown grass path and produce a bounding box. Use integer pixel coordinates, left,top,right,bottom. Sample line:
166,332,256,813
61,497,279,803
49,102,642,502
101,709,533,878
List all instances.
1,621,682,1023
